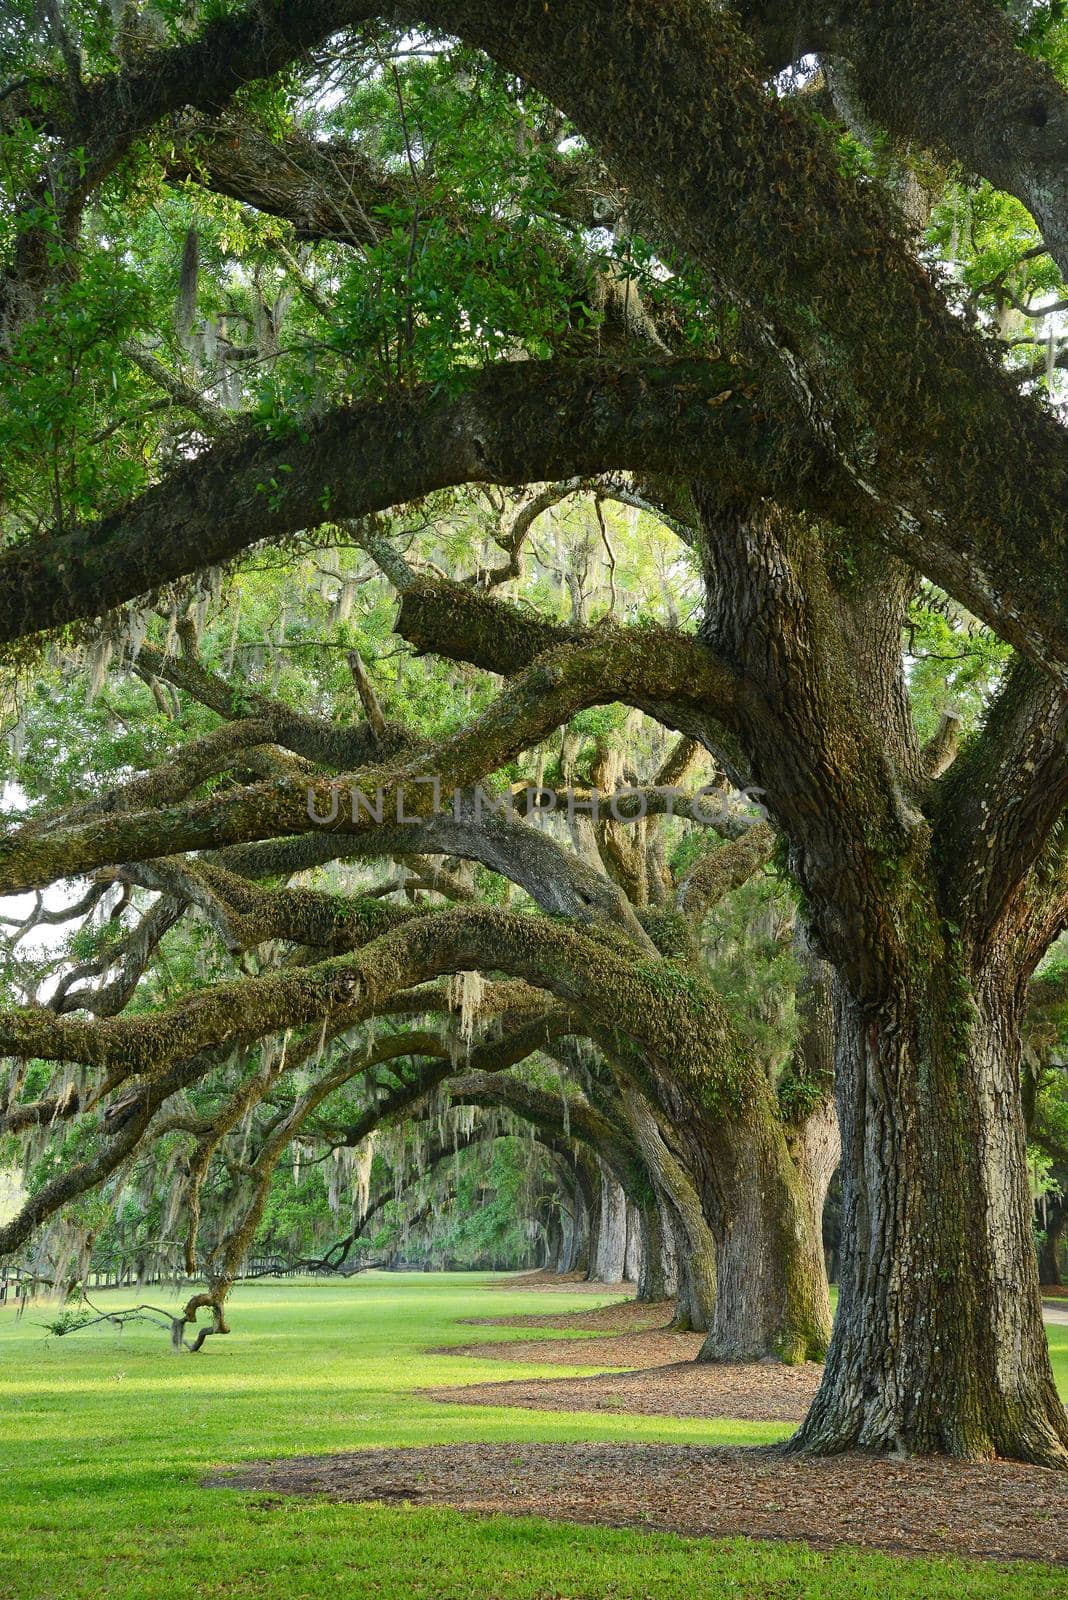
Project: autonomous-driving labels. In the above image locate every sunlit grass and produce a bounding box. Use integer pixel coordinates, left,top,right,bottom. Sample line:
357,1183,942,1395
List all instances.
0,1273,1063,1599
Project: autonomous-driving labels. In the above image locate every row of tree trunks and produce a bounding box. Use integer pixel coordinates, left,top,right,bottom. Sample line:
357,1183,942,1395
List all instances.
542,1156,681,1304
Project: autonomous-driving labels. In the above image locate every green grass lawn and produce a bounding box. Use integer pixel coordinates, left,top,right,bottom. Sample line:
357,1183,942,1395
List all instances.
0,1273,1064,1600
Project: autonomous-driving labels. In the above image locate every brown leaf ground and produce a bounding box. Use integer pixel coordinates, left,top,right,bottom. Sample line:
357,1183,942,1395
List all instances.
487,1269,637,1293
207,1441,1068,1565
422,1357,821,1423
461,1295,676,1332
431,1329,703,1368
432,1292,818,1420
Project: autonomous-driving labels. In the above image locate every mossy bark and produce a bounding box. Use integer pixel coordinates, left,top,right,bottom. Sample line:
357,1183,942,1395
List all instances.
696,1116,833,1365
792,963,1068,1464
635,1195,676,1303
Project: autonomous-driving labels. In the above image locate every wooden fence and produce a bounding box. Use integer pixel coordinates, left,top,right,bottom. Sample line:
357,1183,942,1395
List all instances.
0,1246,385,1304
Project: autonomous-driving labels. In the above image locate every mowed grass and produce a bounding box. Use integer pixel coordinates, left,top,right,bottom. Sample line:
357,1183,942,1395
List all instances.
0,1273,1064,1600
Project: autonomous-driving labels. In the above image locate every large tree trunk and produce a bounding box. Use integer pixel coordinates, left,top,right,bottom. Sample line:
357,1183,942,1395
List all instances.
591,1170,628,1283
621,1087,716,1331
624,1200,643,1285
550,1157,583,1274
635,1192,677,1303
793,968,1068,1464
542,1212,562,1272
700,935,840,1363
697,1113,833,1365
622,1076,830,1355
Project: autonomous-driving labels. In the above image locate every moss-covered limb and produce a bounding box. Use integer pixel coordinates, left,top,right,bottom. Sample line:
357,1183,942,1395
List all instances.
393,911,762,1114
166,115,620,248
397,575,752,773
585,757,649,910
50,895,185,1018
374,977,553,1029
0,356,772,651
0,907,757,1123
677,821,777,923
317,1010,577,1152
0,950,368,1075
15,691,287,848
133,641,418,773
69,718,283,822
0,774,305,898
116,858,426,958
396,577,740,718
122,341,230,436
740,0,1068,279
0,623,742,898
652,735,705,791
933,658,1068,955
130,641,268,722
416,1,1068,676
394,576,576,675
